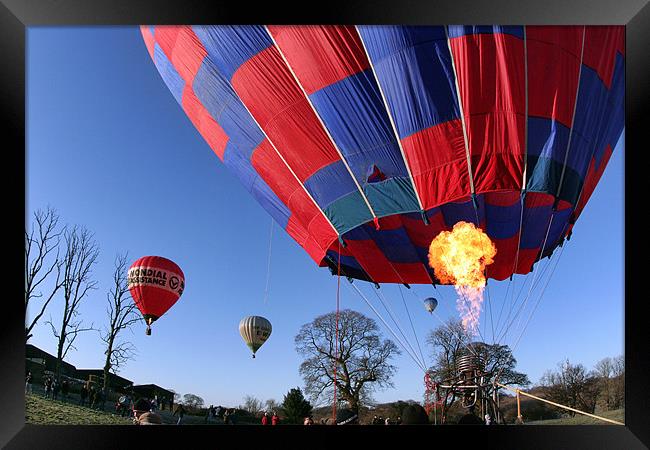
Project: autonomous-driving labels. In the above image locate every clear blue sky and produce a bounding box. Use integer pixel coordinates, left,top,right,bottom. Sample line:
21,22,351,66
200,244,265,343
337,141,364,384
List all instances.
26,26,624,408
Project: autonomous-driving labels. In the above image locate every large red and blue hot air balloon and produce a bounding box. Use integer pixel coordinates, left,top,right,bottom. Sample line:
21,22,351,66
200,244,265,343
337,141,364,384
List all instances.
140,25,624,285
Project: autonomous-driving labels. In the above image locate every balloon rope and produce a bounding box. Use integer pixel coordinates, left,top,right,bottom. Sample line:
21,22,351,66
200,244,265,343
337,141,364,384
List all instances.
263,219,274,305
332,242,341,423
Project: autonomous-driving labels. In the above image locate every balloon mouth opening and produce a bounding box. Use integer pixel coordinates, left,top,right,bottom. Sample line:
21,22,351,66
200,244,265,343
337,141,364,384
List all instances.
144,315,157,336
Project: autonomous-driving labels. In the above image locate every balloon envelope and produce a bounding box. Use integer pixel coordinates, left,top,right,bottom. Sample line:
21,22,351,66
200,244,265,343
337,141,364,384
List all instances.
424,297,438,314
142,25,624,285
127,256,185,331
239,316,272,357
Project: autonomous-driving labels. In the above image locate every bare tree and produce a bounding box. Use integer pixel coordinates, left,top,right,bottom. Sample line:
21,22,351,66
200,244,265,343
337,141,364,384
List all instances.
241,395,264,416
295,309,400,415
100,253,142,393
25,207,64,342
46,225,99,382
265,398,279,413
540,359,599,415
426,319,529,411
593,355,624,410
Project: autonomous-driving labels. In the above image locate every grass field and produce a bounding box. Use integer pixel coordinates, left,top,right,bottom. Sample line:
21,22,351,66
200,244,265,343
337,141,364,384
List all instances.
26,394,134,425
25,394,210,425
525,409,624,425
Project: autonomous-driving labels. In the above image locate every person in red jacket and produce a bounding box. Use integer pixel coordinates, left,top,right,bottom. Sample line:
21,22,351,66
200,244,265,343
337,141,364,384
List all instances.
261,412,269,425
271,412,279,426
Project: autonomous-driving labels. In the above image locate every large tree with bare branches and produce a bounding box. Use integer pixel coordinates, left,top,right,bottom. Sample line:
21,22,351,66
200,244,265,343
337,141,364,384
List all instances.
100,253,142,393
295,309,400,415
46,225,99,382
25,207,64,342
426,319,529,411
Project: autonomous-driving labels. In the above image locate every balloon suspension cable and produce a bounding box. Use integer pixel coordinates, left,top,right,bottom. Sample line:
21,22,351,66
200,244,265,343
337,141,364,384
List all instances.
263,218,274,305
332,241,341,423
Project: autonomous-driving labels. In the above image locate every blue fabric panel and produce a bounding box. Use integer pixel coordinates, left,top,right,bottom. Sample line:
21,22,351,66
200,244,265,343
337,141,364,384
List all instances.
221,144,291,230
310,70,409,180
153,44,185,104
520,203,553,249
357,225,422,264
484,200,523,240
598,54,625,167
192,61,265,153
447,26,524,40
324,192,374,234
357,26,460,138
561,55,625,203
326,250,364,270
304,160,358,209
546,207,573,248
363,177,420,217
192,25,272,80
526,118,569,194
527,117,571,161
439,195,485,228
251,177,291,229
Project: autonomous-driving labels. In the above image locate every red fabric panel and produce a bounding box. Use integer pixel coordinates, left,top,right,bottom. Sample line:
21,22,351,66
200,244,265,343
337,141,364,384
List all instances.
376,215,404,231
583,26,625,89
525,191,555,207
251,139,338,258
267,25,369,95
232,46,340,182
401,210,449,249
527,26,582,128
450,33,525,194
572,143,613,221
466,113,525,192
515,248,539,274
170,26,207,85
182,86,229,161
154,26,181,61
140,26,155,59
136,290,179,319
487,234,519,280
484,191,521,207
389,263,432,284
343,239,404,283
400,120,470,209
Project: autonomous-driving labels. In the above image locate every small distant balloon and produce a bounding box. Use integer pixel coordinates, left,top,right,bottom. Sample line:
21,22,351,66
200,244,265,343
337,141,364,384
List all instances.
239,316,272,358
424,297,438,314
127,256,185,335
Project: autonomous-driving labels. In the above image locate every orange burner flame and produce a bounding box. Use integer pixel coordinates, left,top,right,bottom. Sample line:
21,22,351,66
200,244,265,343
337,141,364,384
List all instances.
428,221,497,335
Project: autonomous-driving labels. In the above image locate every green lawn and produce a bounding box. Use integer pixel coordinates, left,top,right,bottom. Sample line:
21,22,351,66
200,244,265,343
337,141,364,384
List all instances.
525,409,624,425
26,394,134,425
25,394,210,425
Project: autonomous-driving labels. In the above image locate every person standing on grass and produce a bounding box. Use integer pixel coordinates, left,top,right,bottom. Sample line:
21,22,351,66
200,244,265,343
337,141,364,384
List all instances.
51,380,59,401
79,384,88,406
271,412,279,426
261,412,269,425
172,404,186,425
43,376,51,399
61,380,69,402
25,371,33,394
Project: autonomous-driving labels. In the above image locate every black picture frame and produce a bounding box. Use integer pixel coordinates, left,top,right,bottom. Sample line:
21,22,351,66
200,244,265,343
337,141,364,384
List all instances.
2,0,648,448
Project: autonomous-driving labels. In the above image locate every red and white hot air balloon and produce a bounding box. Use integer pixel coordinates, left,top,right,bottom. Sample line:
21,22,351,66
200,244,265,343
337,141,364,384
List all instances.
127,256,185,335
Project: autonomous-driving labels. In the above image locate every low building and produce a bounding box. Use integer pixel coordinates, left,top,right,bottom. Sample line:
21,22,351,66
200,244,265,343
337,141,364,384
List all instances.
131,384,175,406
25,344,77,383
74,369,134,391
